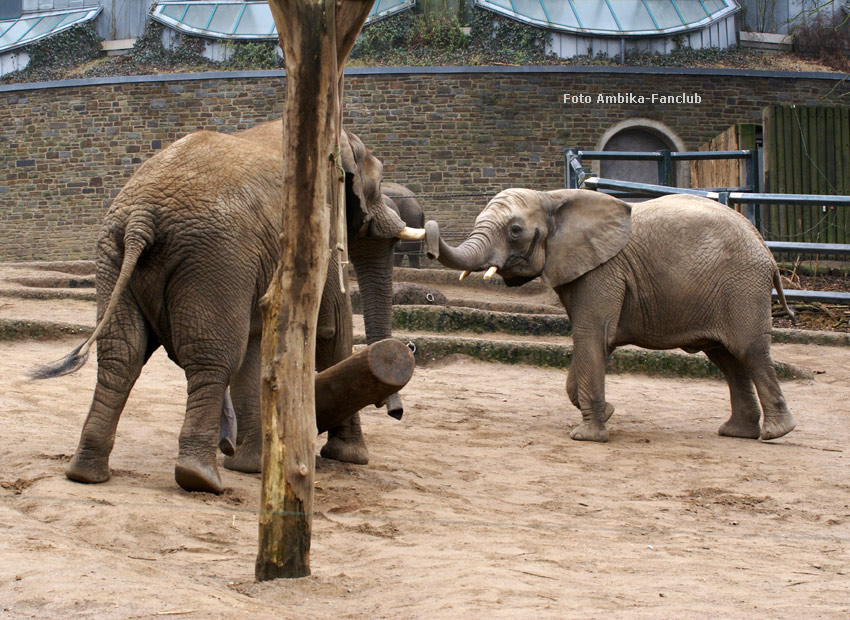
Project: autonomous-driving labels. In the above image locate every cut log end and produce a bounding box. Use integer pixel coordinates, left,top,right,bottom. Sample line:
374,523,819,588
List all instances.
315,339,415,434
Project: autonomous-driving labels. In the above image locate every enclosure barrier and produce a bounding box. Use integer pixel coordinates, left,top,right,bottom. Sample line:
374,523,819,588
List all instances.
573,172,850,306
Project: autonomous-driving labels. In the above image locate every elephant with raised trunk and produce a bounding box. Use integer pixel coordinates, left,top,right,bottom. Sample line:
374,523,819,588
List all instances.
35,121,425,493
426,188,797,442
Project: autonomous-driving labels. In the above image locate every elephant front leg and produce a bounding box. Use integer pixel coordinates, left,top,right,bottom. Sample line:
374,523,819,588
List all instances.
567,367,615,425
567,336,611,442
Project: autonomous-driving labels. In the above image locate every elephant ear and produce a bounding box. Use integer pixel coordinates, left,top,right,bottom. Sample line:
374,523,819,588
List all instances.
541,189,632,288
341,129,405,239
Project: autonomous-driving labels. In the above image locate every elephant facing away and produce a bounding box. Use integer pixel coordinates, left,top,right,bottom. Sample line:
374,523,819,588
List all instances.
383,182,426,268
35,121,423,493
426,188,797,443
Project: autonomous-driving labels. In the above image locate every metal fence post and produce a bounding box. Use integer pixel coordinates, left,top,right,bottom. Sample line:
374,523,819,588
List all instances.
657,149,672,186
565,148,586,189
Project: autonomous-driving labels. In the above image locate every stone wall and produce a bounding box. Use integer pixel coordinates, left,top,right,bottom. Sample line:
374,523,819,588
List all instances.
1,66,847,260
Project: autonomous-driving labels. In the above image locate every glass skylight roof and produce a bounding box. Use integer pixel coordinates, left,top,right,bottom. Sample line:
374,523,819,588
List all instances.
476,0,738,35
0,6,101,53
152,0,414,40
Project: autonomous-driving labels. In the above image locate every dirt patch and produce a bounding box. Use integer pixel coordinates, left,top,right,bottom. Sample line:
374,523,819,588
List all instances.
1,334,848,618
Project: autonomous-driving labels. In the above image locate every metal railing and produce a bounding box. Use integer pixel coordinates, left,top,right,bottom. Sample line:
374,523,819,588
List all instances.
572,172,850,306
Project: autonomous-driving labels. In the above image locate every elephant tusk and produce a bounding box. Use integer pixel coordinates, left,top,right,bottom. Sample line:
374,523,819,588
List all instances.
483,265,498,280
396,227,426,240
459,270,470,281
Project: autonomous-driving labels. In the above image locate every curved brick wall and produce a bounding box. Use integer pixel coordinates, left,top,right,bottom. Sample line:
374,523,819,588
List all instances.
1,66,847,260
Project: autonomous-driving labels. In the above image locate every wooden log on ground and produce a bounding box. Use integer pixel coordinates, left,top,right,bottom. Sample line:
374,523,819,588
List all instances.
316,339,414,434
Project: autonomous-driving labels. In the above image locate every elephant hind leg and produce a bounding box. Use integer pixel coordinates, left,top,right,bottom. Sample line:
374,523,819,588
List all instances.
67,301,155,484
222,332,262,474
175,359,236,493
705,346,761,439
741,343,796,440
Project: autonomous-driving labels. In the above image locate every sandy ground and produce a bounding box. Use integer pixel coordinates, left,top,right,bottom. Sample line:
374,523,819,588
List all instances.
1,288,849,619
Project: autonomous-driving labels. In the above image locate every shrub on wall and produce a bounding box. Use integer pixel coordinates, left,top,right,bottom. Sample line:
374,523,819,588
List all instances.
222,41,284,70
0,22,102,82
350,8,548,65
793,13,850,72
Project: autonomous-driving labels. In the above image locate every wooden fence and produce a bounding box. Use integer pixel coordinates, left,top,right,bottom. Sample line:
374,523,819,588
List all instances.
763,104,850,244
689,123,757,194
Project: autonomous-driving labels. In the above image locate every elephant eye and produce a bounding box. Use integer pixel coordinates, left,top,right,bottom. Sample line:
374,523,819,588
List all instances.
509,224,522,238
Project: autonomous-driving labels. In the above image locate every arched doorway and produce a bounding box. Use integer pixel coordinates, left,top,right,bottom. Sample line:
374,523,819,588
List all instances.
596,120,688,188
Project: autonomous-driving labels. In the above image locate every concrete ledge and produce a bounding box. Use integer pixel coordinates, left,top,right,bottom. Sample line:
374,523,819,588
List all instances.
2,316,813,380
0,319,91,341
0,288,96,301
739,31,793,52
393,305,571,336
3,64,849,93
355,334,813,381
393,267,554,295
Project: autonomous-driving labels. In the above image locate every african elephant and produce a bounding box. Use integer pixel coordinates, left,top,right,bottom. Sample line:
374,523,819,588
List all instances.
36,121,424,493
383,182,425,268
425,188,797,442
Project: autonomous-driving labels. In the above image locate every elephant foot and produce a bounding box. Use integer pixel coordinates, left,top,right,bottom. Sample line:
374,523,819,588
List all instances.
66,453,111,484
320,436,369,465
718,417,761,439
222,446,261,474
760,412,797,441
602,402,615,423
570,421,609,442
174,456,223,494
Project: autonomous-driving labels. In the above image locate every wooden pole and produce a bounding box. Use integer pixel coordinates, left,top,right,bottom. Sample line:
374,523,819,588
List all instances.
315,339,415,434
257,0,372,581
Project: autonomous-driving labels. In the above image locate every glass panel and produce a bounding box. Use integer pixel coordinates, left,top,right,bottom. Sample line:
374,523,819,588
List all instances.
673,0,709,22
160,3,188,20
0,0,22,21
24,14,65,38
0,17,35,46
207,3,242,34
183,4,214,29
375,0,406,12
234,3,273,35
485,0,515,11
569,0,619,31
608,0,657,30
701,0,727,12
53,10,87,28
644,0,683,28
511,0,548,22
542,0,580,28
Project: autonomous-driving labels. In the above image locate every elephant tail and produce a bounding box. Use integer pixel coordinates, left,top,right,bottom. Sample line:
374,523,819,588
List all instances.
773,267,796,326
31,217,152,379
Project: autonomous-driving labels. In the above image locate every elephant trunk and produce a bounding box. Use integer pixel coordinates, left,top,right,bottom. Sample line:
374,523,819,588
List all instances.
424,220,491,273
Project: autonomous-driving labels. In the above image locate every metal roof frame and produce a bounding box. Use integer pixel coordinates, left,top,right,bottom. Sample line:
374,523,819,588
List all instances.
475,0,739,37
0,6,101,53
151,0,415,41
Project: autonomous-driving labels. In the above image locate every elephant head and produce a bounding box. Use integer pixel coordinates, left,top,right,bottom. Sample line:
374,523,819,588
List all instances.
425,188,632,288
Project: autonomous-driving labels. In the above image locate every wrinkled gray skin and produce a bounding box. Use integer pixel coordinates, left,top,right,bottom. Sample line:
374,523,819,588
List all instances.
384,182,425,268
42,121,411,494
427,188,797,442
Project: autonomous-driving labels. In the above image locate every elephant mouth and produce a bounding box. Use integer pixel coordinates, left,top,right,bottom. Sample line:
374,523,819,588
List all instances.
502,274,538,287
499,227,541,284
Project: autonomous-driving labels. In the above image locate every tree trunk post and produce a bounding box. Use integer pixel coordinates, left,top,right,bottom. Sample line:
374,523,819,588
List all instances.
256,0,372,581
